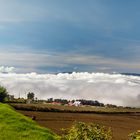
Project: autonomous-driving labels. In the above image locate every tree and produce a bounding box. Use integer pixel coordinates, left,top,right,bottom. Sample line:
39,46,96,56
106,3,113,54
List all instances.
27,92,35,100
0,86,8,102
47,98,53,103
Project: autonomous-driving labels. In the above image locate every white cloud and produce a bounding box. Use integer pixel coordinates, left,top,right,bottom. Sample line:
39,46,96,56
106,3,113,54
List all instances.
0,72,140,107
0,66,15,73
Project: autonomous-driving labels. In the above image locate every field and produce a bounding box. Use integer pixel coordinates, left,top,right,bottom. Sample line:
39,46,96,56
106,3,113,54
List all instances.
11,103,140,140
18,111,140,140
0,103,58,140
10,103,140,114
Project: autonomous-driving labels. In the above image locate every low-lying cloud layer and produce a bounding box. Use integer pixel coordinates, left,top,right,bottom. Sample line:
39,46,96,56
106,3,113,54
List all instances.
0,72,140,107
0,66,15,73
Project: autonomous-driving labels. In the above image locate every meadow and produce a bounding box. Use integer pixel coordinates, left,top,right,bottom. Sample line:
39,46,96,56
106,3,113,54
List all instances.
0,103,58,140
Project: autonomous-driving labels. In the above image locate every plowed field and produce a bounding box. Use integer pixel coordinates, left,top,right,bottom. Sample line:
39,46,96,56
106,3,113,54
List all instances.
18,110,140,140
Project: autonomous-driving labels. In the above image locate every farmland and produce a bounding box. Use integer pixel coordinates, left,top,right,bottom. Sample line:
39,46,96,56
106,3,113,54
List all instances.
11,103,140,140
10,103,140,114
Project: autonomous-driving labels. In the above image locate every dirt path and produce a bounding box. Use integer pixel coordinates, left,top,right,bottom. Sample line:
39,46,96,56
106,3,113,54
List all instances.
18,110,140,140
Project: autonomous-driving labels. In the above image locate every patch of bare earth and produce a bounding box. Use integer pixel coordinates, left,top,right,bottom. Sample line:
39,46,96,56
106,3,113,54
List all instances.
18,110,140,140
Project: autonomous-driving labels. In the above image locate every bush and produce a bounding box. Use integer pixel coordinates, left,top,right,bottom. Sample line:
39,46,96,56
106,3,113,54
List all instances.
0,86,8,102
129,130,140,140
61,122,112,140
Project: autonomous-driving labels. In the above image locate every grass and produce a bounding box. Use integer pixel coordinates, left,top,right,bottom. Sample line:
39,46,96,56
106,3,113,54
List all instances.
0,103,59,140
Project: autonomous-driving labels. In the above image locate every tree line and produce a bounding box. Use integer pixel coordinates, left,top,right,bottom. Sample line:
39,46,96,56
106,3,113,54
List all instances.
0,85,104,107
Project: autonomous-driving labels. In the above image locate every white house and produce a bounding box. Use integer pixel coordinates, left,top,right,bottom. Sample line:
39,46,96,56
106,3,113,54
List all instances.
73,101,81,106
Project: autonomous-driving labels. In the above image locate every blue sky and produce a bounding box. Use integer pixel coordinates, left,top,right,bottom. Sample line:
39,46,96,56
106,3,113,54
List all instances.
0,0,140,73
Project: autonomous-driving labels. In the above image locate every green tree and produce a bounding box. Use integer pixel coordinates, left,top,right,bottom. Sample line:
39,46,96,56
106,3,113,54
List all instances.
27,92,35,100
61,122,112,140
0,86,8,102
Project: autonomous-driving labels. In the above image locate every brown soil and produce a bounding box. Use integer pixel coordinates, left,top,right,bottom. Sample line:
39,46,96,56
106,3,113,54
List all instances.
18,110,140,140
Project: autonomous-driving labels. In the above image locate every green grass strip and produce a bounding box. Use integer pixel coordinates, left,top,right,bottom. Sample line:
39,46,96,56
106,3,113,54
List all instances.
0,103,59,140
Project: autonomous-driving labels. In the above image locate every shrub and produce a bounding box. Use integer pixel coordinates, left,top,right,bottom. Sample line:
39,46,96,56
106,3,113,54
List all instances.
129,130,140,140
61,122,112,140
0,86,8,102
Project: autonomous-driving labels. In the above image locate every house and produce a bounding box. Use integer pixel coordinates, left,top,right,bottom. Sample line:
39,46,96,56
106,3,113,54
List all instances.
73,101,81,107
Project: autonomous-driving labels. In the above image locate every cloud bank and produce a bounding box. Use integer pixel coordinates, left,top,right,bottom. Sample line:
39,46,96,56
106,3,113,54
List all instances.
0,72,140,107
0,66,15,73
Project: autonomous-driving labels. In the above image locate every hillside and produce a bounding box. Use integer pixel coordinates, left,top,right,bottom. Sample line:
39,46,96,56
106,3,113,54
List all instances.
0,103,58,140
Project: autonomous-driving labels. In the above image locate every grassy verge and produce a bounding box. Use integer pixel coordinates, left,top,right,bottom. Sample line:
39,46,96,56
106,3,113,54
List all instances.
0,103,59,140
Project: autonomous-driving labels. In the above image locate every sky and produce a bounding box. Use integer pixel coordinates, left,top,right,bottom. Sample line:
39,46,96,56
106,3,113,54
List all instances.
0,1,140,107
0,0,140,73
